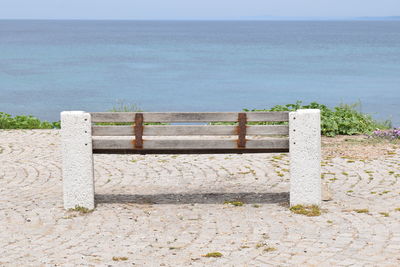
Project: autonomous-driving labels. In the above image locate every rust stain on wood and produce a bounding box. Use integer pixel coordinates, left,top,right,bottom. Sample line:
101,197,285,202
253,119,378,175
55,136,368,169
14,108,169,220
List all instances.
133,113,144,149
237,113,247,148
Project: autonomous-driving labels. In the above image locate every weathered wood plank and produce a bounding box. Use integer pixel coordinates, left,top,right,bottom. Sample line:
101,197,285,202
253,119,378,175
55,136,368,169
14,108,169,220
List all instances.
90,112,289,123
93,148,289,154
92,138,289,150
247,112,289,122
92,125,289,136
247,139,289,149
248,125,289,135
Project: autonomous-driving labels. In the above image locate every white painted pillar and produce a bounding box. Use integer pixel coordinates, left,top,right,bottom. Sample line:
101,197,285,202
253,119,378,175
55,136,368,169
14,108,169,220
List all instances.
289,109,321,206
61,111,95,210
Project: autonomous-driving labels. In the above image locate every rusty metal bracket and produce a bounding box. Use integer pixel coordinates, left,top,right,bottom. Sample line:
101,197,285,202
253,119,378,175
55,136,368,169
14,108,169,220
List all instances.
134,113,144,149
237,113,247,148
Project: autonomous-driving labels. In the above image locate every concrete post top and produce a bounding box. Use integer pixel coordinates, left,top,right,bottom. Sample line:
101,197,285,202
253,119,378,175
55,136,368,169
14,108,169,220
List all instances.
290,109,321,114
61,111,86,115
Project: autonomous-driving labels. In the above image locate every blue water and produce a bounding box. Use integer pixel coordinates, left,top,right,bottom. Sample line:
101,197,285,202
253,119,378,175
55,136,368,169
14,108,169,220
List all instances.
0,20,399,126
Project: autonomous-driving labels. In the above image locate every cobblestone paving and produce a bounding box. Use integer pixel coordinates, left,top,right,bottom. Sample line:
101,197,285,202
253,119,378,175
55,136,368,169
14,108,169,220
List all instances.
1,130,400,266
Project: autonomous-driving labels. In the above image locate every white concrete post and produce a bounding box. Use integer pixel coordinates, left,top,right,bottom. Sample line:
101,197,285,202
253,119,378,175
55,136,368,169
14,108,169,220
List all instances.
61,111,95,210
289,109,321,206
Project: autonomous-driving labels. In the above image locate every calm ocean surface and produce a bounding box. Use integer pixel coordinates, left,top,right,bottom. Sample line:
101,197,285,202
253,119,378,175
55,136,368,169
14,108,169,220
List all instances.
0,20,399,125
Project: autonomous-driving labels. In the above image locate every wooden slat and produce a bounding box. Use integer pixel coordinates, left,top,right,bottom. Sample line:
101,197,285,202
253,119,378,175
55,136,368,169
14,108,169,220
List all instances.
92,125,289,136
247,139,289,149
92,138,289,150
247,112,289,122
93,148,289,154
90,112,289,123
248,125,289,135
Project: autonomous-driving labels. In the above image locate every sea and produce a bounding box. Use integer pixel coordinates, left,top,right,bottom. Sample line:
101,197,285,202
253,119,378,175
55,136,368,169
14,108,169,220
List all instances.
0,20,399,126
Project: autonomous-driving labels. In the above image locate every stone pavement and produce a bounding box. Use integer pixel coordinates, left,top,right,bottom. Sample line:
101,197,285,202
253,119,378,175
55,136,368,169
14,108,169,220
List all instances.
0,130,400,266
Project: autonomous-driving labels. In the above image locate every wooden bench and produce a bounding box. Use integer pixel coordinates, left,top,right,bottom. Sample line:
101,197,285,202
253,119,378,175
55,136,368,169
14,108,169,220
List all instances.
61,110,321,210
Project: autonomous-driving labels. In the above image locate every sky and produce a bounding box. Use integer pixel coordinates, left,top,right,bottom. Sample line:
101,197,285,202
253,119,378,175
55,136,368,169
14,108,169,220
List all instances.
1,0,399,20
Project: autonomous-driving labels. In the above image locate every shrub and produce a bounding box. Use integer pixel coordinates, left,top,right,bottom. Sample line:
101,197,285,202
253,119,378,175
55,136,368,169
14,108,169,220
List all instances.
0,112,59,129
244,101,390,137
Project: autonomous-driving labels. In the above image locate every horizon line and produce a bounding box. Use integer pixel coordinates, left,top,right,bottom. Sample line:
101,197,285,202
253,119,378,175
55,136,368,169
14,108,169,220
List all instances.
0,19,399,22
0,15,399,21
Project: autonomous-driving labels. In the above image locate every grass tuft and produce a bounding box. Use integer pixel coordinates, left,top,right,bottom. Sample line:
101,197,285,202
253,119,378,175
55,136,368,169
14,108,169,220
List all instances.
224,201,244,207
112,256,128,261
202,252,223,258
290,205,321,216
353,209,369,214
264,247,277,252
68,205,93,214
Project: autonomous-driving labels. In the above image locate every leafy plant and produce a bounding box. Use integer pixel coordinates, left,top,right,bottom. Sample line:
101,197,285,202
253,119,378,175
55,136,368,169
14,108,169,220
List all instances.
244,101,390,137
0,112,60,129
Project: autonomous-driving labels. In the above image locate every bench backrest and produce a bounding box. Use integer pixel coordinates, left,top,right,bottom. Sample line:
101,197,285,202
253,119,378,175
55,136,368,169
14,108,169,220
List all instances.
90,112,290,154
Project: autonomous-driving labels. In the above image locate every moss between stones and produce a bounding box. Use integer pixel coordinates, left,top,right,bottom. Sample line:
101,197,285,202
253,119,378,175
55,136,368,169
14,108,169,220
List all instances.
202,252,223,258
68,205,93,214
224,201,244,207
112,256,128,261
353,209,369,214
264,247,277,252
290,205,321,216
